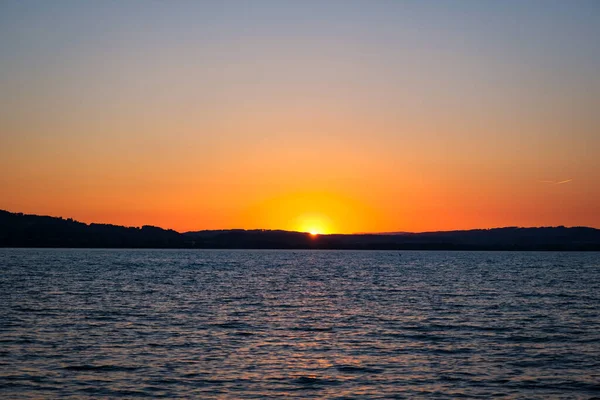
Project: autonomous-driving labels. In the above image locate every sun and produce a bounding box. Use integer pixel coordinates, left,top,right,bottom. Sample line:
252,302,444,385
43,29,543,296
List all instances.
296,212,332,235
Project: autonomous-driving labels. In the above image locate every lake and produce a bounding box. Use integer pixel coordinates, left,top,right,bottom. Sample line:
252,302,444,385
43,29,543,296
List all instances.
1,249,599,398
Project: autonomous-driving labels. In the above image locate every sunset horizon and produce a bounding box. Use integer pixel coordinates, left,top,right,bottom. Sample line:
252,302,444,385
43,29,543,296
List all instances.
2,2,599,398
2,206,598,236
2,1,599,234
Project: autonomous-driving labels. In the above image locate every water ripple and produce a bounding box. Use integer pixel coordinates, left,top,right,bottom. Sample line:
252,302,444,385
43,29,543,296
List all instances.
1,249,599,398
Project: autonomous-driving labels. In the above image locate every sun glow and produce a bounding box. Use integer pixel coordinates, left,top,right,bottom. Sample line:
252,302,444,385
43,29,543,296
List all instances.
297,212,331,235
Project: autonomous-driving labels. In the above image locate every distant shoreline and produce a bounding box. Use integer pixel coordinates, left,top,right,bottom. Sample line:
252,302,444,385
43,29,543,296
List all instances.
2,246,599,252
2,210,600,251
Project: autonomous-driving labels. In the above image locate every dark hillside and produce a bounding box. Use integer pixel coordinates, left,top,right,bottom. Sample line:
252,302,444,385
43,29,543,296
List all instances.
2,210,599,250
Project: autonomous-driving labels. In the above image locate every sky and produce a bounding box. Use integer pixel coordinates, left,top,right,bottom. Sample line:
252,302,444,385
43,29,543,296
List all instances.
1,1,599,233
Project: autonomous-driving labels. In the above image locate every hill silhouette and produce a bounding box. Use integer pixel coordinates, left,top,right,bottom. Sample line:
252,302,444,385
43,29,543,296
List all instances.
1,210,599,250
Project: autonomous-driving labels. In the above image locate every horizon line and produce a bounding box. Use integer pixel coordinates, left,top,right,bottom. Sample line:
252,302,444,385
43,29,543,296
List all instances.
2,208,598,235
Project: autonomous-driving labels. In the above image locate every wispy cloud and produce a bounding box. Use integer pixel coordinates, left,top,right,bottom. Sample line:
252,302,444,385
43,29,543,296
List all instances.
540,179,572,185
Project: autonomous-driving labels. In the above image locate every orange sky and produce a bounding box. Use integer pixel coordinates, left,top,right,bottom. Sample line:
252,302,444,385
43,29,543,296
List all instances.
1,2,599,233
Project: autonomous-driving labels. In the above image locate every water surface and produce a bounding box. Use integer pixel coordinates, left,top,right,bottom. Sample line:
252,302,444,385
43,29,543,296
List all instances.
1,249,599,398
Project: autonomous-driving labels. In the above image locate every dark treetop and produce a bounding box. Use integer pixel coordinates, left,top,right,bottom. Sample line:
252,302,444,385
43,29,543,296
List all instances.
1,210,599,250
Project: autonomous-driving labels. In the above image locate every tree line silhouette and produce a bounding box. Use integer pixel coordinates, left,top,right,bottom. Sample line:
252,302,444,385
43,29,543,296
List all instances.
2,210,599,250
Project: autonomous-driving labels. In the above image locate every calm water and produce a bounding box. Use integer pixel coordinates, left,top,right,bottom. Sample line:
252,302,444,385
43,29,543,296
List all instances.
1,249,599,399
